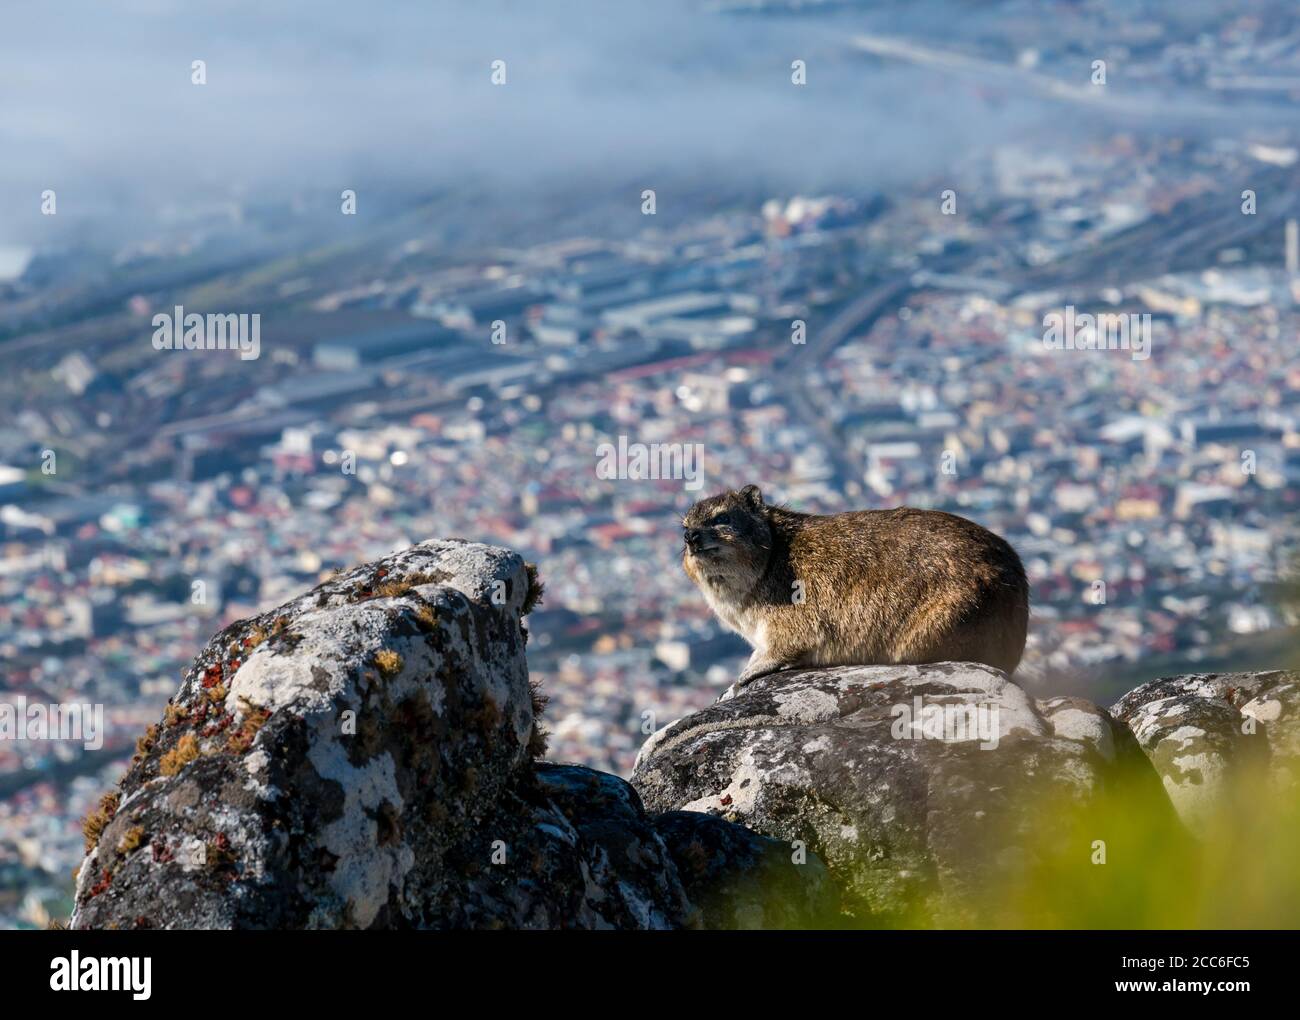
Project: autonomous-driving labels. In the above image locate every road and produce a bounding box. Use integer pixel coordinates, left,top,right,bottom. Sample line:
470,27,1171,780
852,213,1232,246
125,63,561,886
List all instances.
850,33,1290,125
775,279,913,495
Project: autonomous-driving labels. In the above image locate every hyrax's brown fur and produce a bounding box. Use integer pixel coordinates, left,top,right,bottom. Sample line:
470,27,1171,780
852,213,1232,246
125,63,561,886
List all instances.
682,486,1029,685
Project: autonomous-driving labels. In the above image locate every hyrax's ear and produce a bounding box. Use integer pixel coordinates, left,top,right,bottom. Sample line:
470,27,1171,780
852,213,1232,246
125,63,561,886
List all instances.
739,484,763,508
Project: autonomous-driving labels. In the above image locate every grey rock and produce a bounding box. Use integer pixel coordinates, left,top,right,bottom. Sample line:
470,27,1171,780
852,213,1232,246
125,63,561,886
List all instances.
631,661,1175,926
421,764,696,930
653,810,841,929
76,535,1288,930
73,539,543,929
69,539,832,930
1110,670,1300,831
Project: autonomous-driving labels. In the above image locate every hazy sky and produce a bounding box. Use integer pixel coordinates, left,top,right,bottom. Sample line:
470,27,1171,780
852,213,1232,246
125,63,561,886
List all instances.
0,2,1067,236
0,0,1263,246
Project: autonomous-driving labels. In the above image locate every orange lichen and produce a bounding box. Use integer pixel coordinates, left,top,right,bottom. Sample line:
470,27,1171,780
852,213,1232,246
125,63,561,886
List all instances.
82,791,121,852
225,703,272,754
242,624,269,651
159,732,201,777
371,570,445,600
133,724,159,763
373,649,404,678
117,826,146,854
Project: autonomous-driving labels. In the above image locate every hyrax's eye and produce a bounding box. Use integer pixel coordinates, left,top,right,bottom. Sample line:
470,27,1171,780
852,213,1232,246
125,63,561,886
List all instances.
709,513,730,527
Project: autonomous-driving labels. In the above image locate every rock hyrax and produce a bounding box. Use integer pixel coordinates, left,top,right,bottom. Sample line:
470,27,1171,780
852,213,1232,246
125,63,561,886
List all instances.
682,485,1029,685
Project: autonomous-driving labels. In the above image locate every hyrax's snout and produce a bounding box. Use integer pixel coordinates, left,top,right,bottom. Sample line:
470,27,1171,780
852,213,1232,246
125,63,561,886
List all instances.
684,525,726,556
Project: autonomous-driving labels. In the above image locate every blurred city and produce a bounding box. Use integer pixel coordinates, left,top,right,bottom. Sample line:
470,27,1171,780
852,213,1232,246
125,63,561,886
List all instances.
3,0,1300,926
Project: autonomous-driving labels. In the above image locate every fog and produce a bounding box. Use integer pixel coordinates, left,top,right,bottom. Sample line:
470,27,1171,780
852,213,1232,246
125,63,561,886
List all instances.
0,1,1071,240
0,0,1261,245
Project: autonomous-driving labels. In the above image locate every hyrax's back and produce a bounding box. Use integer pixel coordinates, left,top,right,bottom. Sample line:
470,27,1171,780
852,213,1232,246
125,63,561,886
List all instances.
786,507,1029,675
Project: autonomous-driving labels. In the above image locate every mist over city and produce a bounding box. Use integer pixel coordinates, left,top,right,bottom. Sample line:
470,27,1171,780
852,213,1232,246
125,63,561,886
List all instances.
2,0,1299,940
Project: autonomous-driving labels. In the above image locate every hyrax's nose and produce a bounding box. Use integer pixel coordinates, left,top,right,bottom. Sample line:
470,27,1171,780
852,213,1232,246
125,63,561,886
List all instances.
685,528,702,551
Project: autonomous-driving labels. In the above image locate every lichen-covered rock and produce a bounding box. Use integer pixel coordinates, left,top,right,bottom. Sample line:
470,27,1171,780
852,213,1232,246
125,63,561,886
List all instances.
652,810,841,929
72,540,544,929
70,539,835,930
631,662,1175,926
83,535,1287,929
1111,670,1300,831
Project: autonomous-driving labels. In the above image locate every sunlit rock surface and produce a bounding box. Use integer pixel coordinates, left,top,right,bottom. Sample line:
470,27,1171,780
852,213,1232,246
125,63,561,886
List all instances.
632,661,1175,925
1111,669,1300,832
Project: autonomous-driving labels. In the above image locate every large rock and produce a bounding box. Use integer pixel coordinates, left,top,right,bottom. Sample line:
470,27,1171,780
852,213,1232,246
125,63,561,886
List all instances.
1110,670,1300,832
71,539,831,930
631,662,1177,926
72,540,545,928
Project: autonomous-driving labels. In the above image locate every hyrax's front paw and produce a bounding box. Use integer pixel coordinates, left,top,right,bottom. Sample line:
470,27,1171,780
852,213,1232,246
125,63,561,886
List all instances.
736,658,787,687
